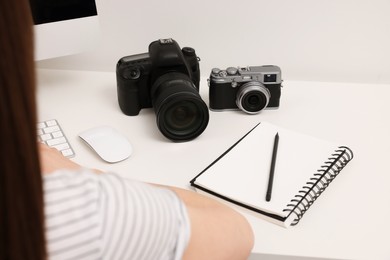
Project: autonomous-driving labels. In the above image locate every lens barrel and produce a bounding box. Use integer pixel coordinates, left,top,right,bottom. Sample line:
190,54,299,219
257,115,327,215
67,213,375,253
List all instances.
151,73,209,141
236,81,270,114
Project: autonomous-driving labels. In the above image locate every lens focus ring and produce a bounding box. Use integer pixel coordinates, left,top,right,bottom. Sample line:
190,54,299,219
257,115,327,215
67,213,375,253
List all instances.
236,81,270,114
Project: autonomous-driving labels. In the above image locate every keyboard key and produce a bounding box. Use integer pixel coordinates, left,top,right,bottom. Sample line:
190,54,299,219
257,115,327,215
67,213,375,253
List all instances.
37,122,46,129
52,131,64,138
40,133,52,141
61,149,74,157
52,143,70,151
46,120,57,127
43,125,60,134
46,137,66,146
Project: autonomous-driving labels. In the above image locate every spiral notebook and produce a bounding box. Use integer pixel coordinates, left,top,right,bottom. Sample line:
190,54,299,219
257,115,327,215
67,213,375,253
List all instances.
190,122,353,227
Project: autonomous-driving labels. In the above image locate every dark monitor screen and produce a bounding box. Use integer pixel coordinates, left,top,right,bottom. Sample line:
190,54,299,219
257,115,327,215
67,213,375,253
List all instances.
29,0,98,25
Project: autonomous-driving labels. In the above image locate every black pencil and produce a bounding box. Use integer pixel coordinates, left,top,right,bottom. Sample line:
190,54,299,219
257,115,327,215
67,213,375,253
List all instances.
266,132,279,202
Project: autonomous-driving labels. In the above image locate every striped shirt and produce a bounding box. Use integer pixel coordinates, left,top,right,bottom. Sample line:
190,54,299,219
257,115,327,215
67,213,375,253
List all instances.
43,169,191,260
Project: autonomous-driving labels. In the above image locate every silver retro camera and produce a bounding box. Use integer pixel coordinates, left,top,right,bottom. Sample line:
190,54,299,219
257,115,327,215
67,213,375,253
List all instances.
208,65,282,114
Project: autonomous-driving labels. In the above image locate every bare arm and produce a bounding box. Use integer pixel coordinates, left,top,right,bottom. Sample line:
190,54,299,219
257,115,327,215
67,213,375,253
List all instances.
167,186,254,260
39,143,254,259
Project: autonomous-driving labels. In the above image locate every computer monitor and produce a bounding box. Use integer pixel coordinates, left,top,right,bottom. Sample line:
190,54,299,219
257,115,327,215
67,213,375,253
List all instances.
29,0,100,60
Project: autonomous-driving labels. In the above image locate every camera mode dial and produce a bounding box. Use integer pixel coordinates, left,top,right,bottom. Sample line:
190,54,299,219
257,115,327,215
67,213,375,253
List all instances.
226,67,238,75
182,47,196,57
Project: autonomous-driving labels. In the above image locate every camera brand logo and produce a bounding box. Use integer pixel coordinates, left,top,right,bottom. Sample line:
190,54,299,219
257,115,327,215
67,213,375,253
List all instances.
159,38,174,45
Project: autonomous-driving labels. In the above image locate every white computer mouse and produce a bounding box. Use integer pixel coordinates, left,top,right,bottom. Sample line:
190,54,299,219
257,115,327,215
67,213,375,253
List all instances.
79,126,132,163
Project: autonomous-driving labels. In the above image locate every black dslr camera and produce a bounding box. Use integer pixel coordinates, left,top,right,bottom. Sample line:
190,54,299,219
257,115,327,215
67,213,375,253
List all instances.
208,65,282,114
116,39,209,141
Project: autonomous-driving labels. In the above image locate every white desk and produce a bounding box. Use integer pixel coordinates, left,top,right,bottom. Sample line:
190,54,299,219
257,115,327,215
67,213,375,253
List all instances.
37,69,390,260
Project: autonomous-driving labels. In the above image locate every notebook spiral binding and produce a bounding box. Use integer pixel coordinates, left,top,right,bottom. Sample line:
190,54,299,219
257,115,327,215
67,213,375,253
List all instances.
283,146,354,226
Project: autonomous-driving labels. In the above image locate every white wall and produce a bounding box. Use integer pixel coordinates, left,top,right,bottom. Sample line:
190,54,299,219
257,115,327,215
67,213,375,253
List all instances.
37,0,390,84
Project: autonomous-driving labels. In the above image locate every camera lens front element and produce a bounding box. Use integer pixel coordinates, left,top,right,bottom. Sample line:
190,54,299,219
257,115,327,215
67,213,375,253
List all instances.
151,73,209,141
236,81,270,114
160,98,207,140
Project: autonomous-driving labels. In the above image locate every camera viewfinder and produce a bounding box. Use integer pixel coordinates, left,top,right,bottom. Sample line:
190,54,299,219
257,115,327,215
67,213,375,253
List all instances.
264,74,277,82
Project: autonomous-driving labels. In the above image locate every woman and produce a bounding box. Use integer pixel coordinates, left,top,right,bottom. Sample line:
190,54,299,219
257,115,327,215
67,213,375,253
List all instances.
0,0,254,259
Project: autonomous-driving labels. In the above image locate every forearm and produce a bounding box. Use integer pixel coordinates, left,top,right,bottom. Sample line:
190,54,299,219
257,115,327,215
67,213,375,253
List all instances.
166,186,254,260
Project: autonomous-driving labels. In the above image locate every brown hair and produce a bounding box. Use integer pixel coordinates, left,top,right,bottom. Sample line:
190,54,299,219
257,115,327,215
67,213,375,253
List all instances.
0,0,46,259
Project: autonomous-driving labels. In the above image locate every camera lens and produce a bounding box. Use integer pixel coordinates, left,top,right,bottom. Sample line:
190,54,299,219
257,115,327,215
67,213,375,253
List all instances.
151,73,209,141
163,100,203,137
236,82,270,114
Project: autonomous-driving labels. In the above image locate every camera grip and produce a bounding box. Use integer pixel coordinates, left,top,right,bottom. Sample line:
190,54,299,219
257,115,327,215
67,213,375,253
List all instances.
117,77,141,116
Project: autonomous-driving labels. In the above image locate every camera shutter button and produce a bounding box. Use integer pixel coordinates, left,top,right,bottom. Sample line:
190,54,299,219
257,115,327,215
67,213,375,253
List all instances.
226,67,238,75
212,68,221,75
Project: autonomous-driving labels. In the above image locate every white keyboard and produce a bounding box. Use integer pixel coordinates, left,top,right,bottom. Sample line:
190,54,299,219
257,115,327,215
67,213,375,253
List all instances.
37,119,75,158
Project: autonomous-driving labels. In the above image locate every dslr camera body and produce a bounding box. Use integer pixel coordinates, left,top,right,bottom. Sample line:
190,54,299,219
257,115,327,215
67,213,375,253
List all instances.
208,65,282,114
116,39,209,141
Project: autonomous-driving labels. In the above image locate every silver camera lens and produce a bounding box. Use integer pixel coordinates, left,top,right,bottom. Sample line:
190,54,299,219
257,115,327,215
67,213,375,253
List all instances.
236,81,270,114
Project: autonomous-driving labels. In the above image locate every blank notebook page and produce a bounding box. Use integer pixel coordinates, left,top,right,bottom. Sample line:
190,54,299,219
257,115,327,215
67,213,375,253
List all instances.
194,122,338,217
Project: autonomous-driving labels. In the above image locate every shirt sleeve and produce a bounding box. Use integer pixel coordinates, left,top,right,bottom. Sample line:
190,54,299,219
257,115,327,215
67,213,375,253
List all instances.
43,168,191,260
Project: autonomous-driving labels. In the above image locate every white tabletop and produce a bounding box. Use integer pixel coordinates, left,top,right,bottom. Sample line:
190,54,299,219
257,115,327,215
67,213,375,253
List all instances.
36,69,390,260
